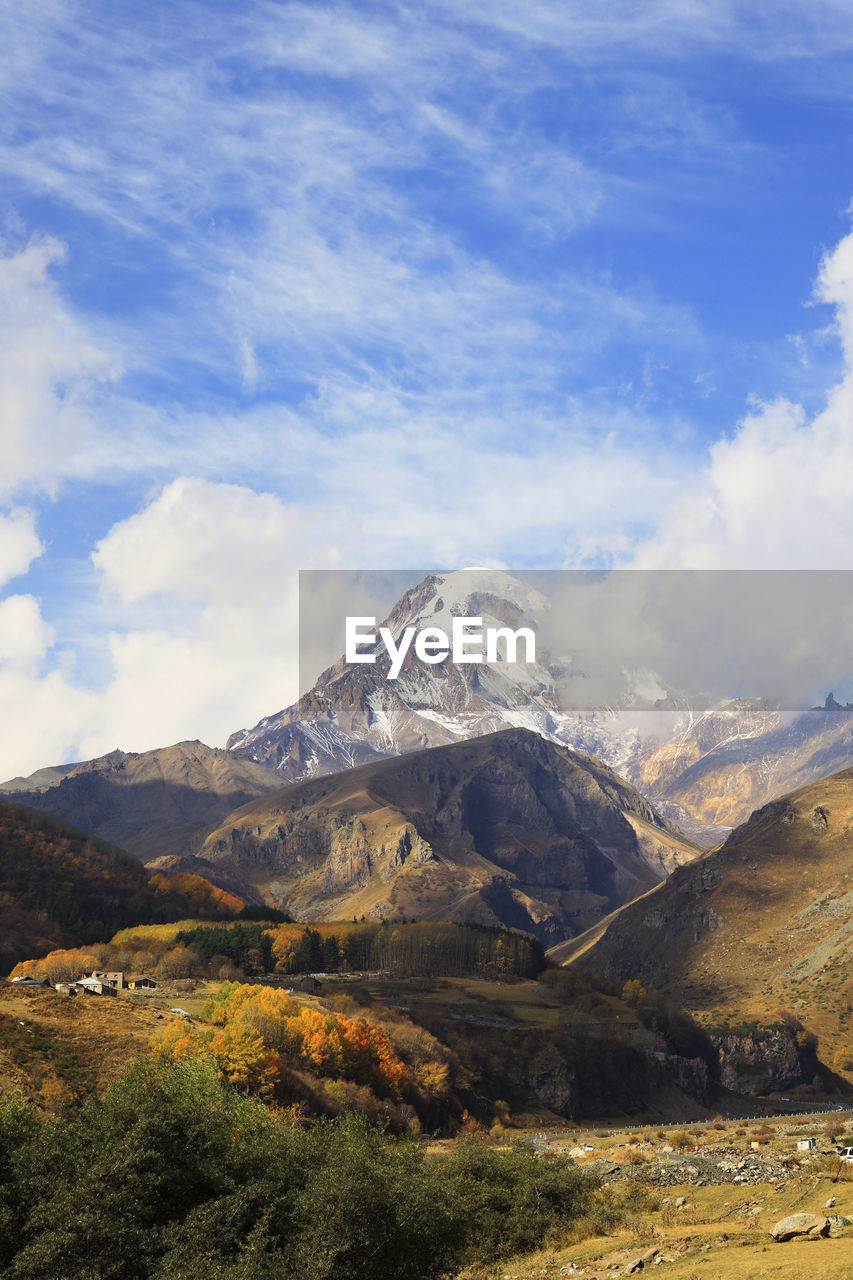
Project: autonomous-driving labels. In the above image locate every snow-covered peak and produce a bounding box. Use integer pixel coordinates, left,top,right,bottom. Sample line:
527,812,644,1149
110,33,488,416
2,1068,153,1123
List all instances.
424,569,549,620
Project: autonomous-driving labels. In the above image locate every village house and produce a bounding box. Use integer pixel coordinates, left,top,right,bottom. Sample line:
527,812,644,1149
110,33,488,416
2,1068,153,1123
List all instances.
77,975,117,997
87,970,125,990
294,976,323,994
126,975,157,990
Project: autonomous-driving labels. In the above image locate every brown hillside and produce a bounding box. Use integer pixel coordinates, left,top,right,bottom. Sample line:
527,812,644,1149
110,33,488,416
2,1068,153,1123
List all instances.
190,728,699,945
1,740,281,862
568,765,853,1069
0,803,245,973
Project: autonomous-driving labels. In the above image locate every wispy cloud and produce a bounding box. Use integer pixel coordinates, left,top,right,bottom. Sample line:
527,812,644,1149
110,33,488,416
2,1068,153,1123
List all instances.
1,0,853,773
0,0,744,418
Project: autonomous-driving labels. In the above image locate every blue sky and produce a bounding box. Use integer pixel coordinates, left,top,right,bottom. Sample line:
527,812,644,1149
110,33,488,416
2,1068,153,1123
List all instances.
3,0,853,776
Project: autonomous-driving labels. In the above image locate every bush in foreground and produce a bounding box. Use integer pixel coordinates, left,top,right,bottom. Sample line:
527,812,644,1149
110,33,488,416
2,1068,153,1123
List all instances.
0,1057,601,1280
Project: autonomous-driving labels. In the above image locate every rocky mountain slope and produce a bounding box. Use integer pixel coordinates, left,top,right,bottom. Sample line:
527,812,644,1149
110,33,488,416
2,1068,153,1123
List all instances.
184,728,700,945
555,763,853,1083
633,692,853,837
0,741,281,862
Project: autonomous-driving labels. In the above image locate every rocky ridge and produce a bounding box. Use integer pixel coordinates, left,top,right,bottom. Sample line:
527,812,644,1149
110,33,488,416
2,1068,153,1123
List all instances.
187,728,700,944
0,741,281,862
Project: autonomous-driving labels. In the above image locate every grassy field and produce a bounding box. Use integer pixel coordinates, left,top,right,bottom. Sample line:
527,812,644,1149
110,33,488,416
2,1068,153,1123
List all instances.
0,978,221,1106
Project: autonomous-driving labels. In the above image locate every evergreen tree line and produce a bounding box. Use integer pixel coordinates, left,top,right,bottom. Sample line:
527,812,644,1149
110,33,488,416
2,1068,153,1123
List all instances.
273,921,545,978
175,924,275,973
178,920,546,978
0,1056,605,1280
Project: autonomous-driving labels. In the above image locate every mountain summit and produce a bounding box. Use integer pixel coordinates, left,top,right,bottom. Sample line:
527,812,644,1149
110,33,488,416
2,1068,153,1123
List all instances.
227,569,679,789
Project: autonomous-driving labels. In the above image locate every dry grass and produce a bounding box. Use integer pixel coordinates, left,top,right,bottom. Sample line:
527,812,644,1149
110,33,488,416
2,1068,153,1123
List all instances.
492,1172,853,1280
0,977,231,1108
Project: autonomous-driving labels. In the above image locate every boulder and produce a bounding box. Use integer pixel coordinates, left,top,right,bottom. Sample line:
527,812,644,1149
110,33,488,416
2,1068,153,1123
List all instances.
624,1247,658,1273
770,1213,830,1242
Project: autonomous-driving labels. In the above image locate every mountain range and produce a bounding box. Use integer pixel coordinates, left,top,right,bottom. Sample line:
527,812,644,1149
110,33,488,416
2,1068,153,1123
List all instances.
227,570,853,848
5,569,853,956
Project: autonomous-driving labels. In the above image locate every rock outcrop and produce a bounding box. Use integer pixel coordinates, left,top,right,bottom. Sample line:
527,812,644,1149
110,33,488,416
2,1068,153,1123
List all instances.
711,1025,815,1094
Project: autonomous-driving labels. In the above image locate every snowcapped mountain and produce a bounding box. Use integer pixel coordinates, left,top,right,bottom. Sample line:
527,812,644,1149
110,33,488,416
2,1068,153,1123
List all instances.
633,692,853,838
227,568,691,790
228,569,853,847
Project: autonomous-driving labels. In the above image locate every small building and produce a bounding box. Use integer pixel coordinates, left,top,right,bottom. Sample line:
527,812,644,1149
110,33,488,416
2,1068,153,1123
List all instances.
9,974,50,987
54,983,80,997
797,1138,816,1151
126,975,157,991
295,976,323,995
87,970,125,990
77,976,117,997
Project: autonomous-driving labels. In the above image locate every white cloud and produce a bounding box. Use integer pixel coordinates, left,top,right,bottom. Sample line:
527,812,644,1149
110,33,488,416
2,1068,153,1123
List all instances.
0,479,313,776
0,508,43,589
92,476,322,605
815,225,853,362
0,588,96,779
0,665,97,782
0,595,54,672
633,226,853,569
0,237,118,498
75,477,334,758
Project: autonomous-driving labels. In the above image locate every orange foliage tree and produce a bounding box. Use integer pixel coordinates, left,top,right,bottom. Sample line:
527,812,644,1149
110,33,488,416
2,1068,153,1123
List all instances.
155,982,412,1104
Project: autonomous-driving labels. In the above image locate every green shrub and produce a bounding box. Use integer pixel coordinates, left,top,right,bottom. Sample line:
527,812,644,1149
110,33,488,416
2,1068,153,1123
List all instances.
0,1057,604,1280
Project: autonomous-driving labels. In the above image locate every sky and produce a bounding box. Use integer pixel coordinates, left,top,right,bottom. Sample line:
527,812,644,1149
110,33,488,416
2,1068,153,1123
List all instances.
4,0,853,777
